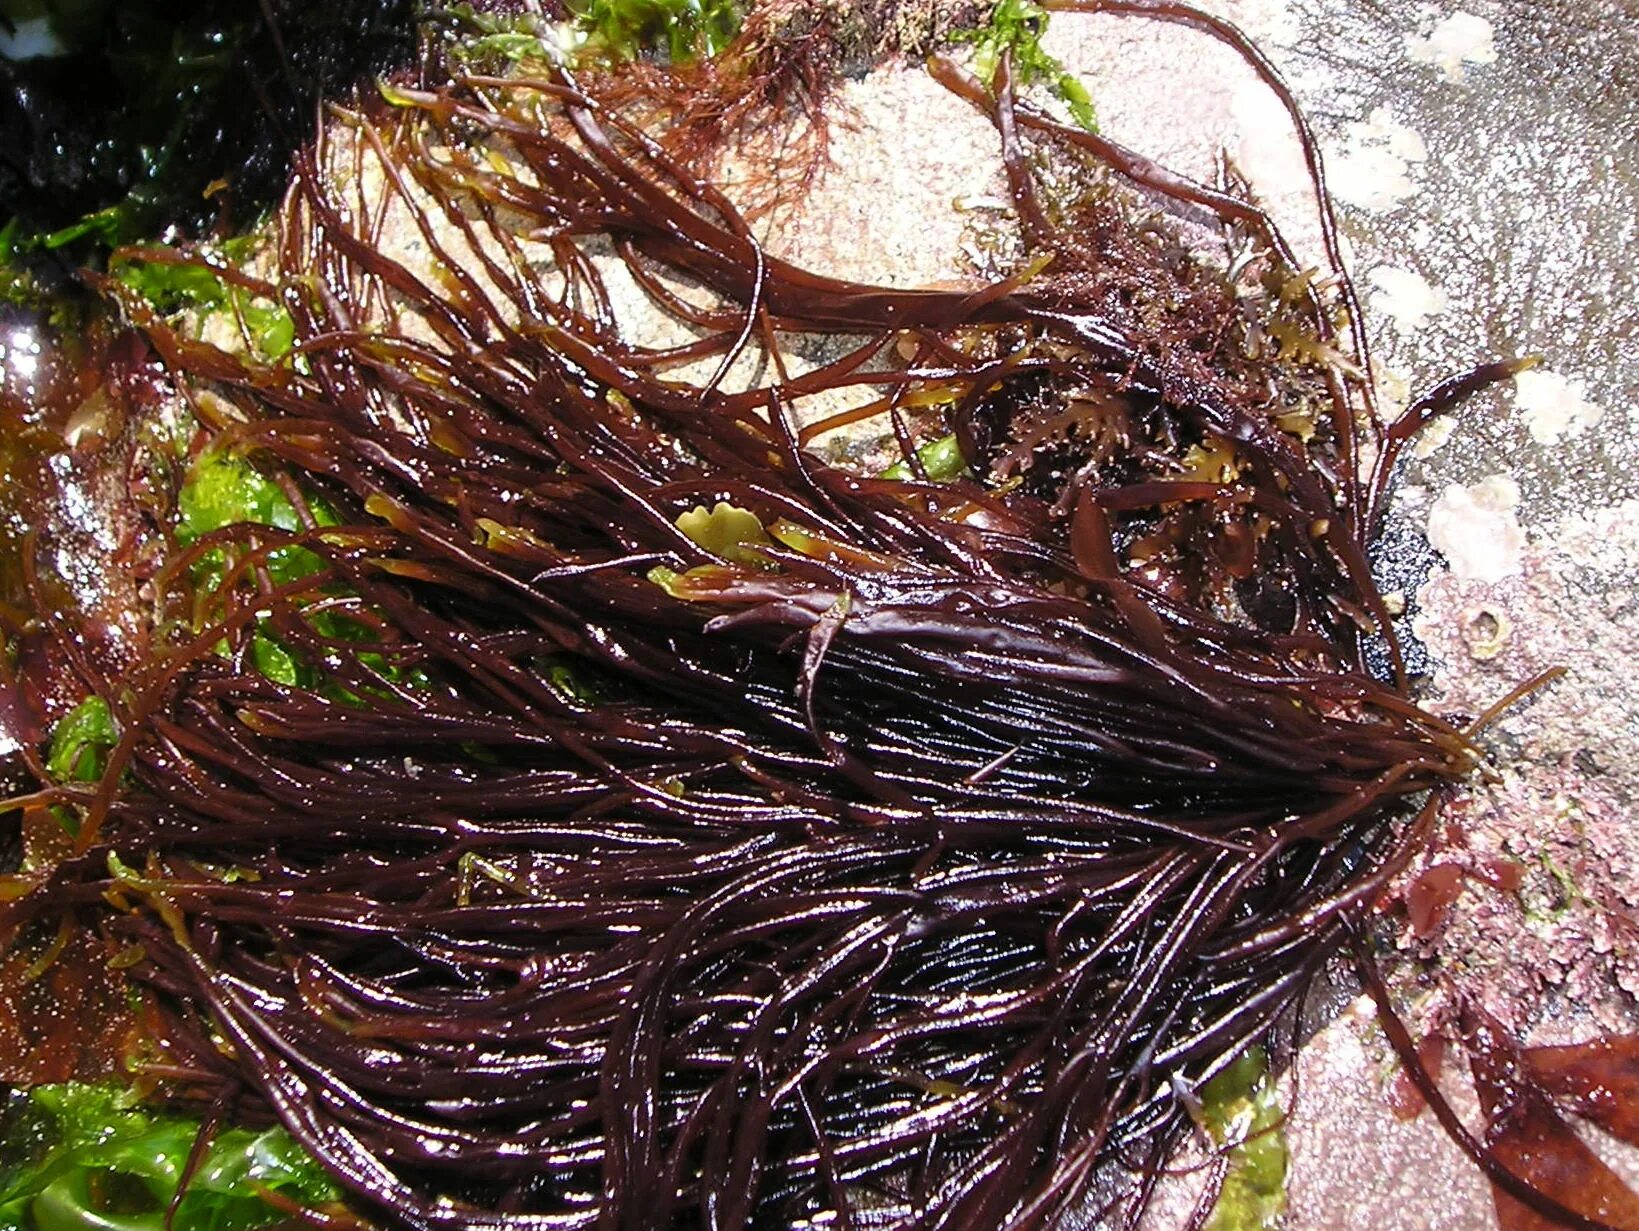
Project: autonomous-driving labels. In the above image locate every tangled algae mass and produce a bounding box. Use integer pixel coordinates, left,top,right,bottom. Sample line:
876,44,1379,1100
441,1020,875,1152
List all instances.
0,5,1584,1230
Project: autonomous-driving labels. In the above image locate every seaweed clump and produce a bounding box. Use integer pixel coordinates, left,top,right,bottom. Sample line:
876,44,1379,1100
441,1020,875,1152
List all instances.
0,6,1594,1231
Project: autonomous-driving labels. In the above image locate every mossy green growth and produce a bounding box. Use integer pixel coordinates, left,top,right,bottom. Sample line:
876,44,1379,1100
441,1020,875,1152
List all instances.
176,449,429,694
435,4,565,65
45,698,117,786
439,0,740,66
0,1082,335,1231
176,449,336,590
0,220,41,308
878,433,971,483
0,222,86,328
569,0,742,62
177,451,328,687
42,695,121,835
954,0,1098,132
110,242,294,361
1199,1046,1288,1231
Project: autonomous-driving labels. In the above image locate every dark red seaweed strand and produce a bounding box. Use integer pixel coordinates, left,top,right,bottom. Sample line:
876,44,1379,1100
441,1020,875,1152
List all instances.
6,46,1519,1231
